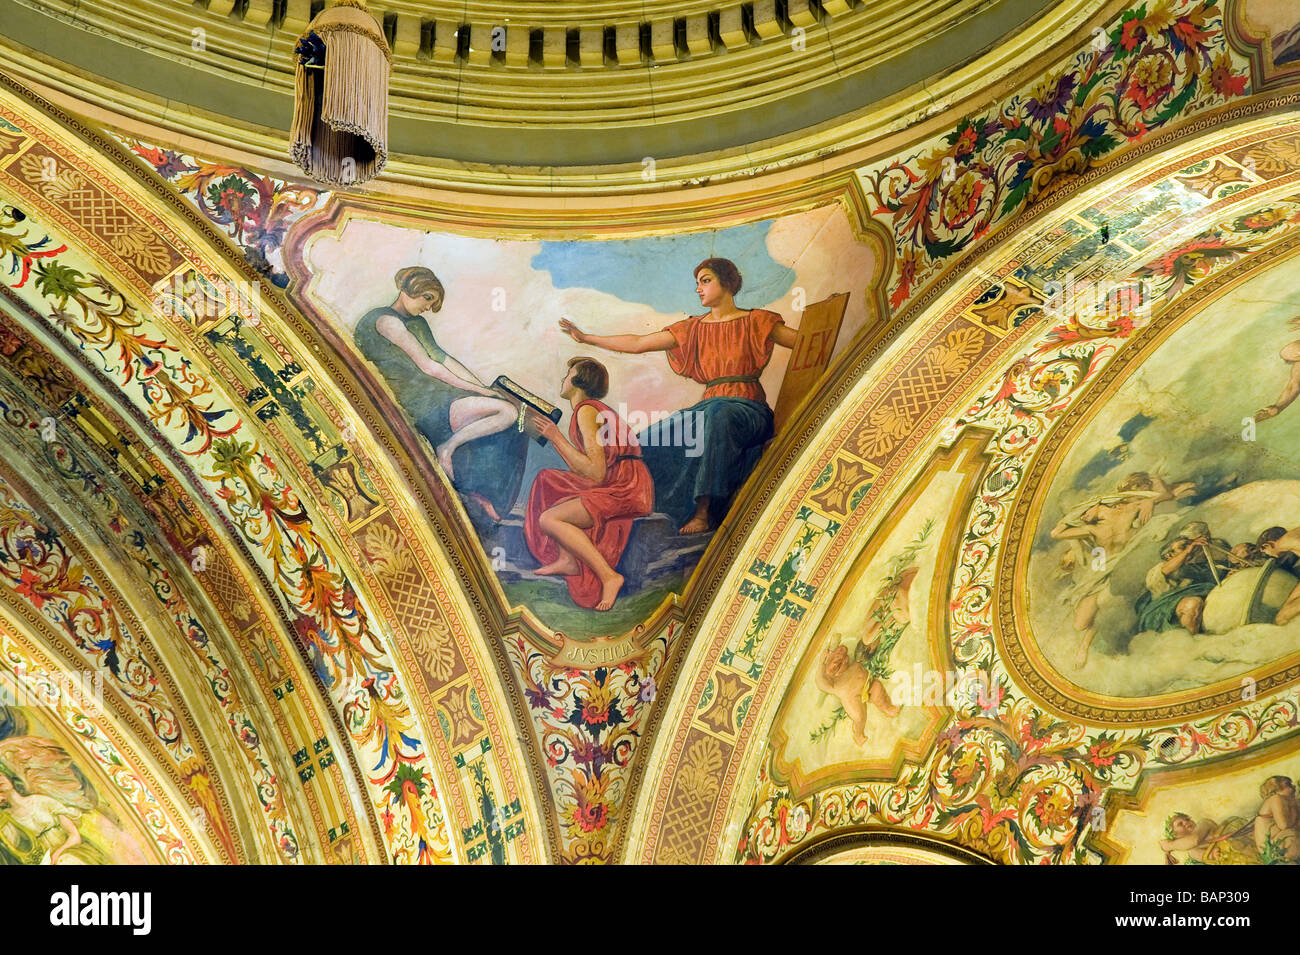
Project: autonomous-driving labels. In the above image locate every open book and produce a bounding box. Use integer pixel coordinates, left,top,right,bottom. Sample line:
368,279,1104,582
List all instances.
491,375,563,446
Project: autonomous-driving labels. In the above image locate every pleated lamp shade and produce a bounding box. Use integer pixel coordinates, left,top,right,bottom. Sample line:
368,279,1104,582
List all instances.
290,0,391,186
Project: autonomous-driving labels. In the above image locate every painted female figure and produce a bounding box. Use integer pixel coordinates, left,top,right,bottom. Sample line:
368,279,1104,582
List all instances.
559,258,796,534
0,736,111,865
525,358,654,610
354,266,523,519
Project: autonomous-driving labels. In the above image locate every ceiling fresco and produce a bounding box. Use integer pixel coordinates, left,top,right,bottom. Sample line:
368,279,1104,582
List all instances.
0,656,184,864
0,0,1299,867
718,124,1300,866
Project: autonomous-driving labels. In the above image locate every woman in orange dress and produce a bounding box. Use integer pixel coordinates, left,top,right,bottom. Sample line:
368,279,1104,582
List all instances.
560,257,797,534
525,357,654,610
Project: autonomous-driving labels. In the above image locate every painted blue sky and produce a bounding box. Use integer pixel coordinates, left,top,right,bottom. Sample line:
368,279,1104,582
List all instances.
531,220,796,315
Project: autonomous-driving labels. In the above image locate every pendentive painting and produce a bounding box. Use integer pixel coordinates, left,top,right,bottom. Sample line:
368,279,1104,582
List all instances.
299,206,875,636
1236,0,1300,74
767,435,989,794
1022,253,1300,701
0,679,159,864
1108,742,1300,864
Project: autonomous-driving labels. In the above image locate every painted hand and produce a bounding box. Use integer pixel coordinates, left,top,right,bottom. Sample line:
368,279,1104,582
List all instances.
558,317,585,343
536,416,562,442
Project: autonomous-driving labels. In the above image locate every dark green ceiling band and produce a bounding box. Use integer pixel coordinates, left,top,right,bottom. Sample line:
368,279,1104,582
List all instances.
0,0,1059,165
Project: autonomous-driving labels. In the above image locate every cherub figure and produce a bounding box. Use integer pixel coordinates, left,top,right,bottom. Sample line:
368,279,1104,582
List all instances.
1255,775,1300,863
813,565,916,745
814,639,900,745
1159,812,1253,865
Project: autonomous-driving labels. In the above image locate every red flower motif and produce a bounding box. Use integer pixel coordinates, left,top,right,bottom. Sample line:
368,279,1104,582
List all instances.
1147,235,1227,275
1086,742,1117,767
955,126,978,158
15,568,49,608
1120,19,1146,51
576,800,607,832
1125,54,1174,112
1209,53,1247,97
1172,18,1211,51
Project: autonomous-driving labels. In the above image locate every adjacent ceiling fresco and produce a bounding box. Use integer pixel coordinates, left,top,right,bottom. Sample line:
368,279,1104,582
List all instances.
0,0,1299,864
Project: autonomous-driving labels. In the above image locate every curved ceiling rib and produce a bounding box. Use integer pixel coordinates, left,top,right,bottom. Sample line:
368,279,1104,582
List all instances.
2,0,1300,868
0,79,549,863
0,291,368,863
0,0,1116,193
632,106,1300,864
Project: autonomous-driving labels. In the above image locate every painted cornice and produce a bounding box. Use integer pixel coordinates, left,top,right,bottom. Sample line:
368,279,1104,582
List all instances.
0,0,1116,204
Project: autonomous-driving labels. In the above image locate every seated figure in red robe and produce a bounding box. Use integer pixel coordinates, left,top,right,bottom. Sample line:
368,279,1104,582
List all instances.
559,257,798,534
525,357,654,611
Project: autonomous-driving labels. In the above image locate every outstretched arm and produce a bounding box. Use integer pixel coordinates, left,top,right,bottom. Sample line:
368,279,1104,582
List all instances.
376,315,494,396
559,318,676,354
1051,520,1092,541
1257,349,1300,420
442,354,487,388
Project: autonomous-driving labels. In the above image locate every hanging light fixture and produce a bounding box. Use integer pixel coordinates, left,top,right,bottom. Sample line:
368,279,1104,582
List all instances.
290,0,391,187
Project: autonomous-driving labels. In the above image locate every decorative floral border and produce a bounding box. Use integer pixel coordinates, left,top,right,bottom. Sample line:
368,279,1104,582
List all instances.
0,364,300,860
0,164,449,863
507,629,669,863
861,0,1252,312
738,182,1300,863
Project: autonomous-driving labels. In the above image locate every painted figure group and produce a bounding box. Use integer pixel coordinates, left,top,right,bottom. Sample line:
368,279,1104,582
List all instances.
355,257,796,611
1161,774,1300,865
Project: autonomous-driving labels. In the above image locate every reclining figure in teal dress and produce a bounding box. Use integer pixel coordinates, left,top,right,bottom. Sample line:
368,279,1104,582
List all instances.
354,266,524,520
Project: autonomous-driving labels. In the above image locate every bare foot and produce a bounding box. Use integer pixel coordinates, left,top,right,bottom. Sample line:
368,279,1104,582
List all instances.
678,516,711,535
595,573,624,611
1074,642,1091,669
534,556,580,577
436,445,456,483
468,492,500,523
1256,405,1280,421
